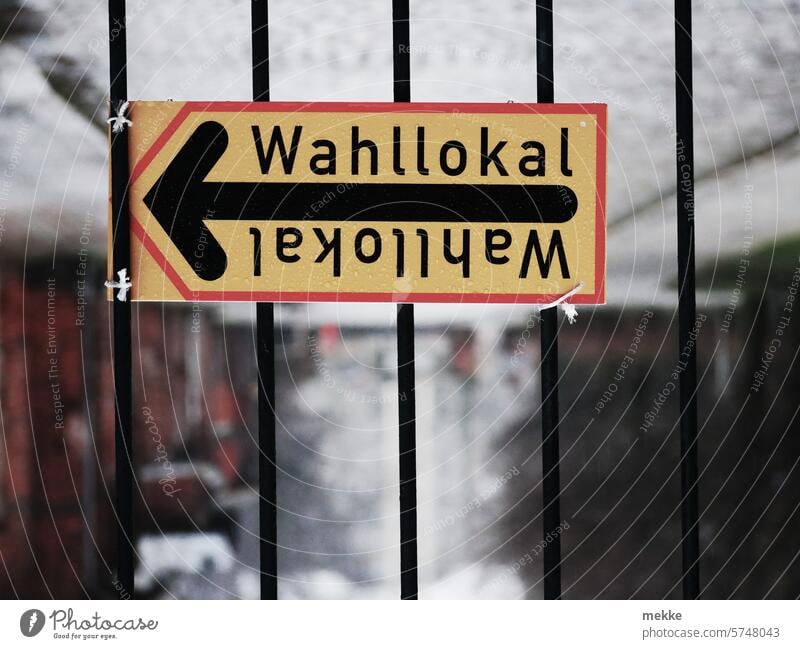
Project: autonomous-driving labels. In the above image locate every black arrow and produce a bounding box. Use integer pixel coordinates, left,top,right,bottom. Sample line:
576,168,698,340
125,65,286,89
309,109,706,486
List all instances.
143,120,579,281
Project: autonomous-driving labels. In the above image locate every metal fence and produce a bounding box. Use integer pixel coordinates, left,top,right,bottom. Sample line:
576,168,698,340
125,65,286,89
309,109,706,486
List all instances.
107,0,699,600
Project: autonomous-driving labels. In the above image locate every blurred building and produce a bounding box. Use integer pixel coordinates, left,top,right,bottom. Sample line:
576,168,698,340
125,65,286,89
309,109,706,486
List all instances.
1,0,800,599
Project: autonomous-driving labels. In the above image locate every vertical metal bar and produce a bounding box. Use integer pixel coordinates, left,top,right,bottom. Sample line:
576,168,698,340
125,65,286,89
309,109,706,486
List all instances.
536,0,562,601
393,0,411,103
674,0,700,600
397,305,418,600
252,0,278,601
108,0,134,597
392,0,418,601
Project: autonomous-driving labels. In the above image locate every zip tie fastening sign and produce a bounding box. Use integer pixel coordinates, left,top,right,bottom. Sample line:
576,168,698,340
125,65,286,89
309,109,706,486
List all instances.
540,281,584,324
105,268,132,301
107,101,132,133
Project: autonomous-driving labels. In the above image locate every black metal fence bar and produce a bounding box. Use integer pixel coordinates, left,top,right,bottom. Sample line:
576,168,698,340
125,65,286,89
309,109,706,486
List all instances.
108,0,135,598
392,0,419,601
536,0,563,601
101,0,708,604
251,0,279,601
674,0,700,600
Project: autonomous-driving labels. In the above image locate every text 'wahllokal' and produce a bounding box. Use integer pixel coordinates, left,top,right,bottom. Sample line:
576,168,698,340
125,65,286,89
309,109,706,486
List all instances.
144,121,578,282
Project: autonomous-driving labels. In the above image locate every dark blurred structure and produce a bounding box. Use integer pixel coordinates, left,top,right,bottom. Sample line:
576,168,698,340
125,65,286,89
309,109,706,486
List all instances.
495,270,800,598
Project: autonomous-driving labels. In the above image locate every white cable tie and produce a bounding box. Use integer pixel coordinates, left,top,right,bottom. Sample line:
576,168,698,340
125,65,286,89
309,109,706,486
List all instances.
561,302,579,324
540,282,584,324
105,268,132,302
107,100,132,133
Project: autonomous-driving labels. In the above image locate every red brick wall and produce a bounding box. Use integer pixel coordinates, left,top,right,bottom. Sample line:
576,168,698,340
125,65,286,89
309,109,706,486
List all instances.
0,263,115,597
0,262,260,597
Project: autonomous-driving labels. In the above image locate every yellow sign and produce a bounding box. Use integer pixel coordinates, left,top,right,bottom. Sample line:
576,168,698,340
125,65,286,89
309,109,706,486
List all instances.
120,101,606,303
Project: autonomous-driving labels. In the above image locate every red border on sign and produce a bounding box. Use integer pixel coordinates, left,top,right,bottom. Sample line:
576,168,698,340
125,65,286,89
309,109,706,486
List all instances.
129,101,607,304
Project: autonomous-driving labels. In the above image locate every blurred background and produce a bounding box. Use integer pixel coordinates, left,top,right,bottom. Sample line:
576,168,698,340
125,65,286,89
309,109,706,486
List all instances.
0,0,799,599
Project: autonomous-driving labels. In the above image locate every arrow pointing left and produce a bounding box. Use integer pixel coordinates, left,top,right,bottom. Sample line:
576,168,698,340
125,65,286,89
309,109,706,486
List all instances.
143,120,579,282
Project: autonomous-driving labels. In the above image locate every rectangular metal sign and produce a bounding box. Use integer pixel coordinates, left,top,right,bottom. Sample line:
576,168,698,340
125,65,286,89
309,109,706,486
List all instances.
119,101,606,303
